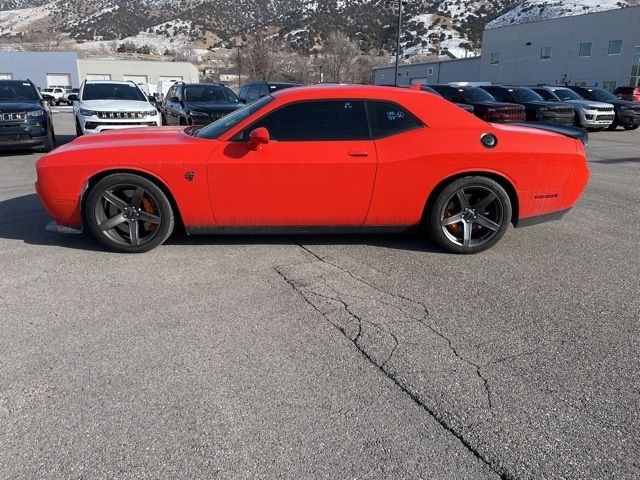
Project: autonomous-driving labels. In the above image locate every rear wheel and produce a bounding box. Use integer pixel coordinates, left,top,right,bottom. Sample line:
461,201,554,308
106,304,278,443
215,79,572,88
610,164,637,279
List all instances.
85,173,175,253
428,176,512,254
623,125,638,130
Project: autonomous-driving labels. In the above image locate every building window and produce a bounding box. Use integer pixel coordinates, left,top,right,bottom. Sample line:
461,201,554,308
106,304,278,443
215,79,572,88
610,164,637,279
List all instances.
579,42,592,57
427,67,434,75
86,74,111,81
603,81,617,92
490,52,500,65
608,40,622,55
404,69,410,77
540,46,552,60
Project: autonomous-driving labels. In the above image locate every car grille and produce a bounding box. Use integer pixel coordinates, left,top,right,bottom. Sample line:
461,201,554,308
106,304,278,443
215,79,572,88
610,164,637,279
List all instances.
596,115,615,121
630,106,640,113
593,107,613,112
499,107,524,116
96,111,151,119
0,112,27,121
85,121,157,129
550,107,573,115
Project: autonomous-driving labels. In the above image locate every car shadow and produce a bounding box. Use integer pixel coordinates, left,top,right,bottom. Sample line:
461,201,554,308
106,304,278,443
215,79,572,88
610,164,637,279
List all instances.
1,193,443,254
592,157,640,164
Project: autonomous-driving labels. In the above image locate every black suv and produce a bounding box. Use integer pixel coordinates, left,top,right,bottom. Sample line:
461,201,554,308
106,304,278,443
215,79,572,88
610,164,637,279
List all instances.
480,86,574,125
161,82,244,126
567,86,640,130
0,80,55,152
238,81,301,104
430,85,526,123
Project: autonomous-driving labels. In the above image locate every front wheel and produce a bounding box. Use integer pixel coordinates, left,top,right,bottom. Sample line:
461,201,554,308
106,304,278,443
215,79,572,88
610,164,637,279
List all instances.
623,125,638,130
427,176,512,254
85,173,175,253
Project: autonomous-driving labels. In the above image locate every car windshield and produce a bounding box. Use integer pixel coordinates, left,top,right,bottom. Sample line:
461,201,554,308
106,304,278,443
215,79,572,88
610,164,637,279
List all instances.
587,89,617,102
196,96,274,139
553,89,582,101
184,85,240,104
0,82,39,101
421,86,439,95
460,88,495,102
82,83,147,101
511,88,544,102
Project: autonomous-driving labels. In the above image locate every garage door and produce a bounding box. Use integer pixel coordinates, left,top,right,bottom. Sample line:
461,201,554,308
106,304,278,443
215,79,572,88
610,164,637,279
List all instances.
46,73,71,87
158,76,183,82
123,75,148,84
0,73,13,80
86,74,111,81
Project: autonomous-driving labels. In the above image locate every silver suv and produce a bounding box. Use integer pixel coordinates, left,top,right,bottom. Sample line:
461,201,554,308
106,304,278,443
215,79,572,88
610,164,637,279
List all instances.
530,86,614,130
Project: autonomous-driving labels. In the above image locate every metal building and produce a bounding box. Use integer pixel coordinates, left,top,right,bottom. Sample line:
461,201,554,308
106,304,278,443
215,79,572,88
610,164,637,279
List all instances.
0,52,199,89
0,51,79,88
373,5,640,91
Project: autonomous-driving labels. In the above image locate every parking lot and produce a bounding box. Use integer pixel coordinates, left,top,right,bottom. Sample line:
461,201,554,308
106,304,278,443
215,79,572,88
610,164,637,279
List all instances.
1,110,639,479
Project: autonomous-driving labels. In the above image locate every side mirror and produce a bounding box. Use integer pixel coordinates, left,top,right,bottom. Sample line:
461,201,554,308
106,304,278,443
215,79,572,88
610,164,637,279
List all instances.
247,127,270,151
68,94,78,102
240,98,247,104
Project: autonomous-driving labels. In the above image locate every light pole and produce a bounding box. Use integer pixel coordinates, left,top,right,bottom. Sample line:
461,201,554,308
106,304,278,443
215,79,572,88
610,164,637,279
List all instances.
236,45,243,89
394,0,403,85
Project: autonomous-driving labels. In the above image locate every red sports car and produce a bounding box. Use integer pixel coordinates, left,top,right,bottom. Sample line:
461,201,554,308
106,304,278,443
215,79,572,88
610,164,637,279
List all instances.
36,85,589,254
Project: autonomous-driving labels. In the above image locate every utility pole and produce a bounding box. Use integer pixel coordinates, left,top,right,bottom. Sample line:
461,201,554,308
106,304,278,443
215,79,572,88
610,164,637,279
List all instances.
236,45,243,89
394,0,403,85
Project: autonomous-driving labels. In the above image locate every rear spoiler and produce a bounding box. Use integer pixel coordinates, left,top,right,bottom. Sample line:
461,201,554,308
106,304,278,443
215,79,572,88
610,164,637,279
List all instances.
512,122,588,145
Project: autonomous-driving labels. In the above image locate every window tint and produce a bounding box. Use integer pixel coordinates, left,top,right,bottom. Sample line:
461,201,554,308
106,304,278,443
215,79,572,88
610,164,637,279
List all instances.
240,100,370,141
239,86,248,99
432,86,463,102
483,87,512,102
82,83,147,101
197,96,274,140
0,81,39,101
258,84,269,98
533,89,557,101
366,101,421,138
247,85,260,101
510,88,543,102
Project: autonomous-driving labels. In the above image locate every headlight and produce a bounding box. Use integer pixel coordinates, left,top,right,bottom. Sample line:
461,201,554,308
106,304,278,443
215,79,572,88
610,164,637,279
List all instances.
619,106,629,111
486,108,497,112
189,110,210,117
538,107,548,112
585,105,599,110
26,109,45,118
146,110,158,116
79,109,96,116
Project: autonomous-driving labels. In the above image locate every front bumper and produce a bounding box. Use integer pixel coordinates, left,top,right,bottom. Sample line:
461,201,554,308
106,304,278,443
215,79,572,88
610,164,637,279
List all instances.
78,115,161,134
618,111,640,127
0,120,49,149
579,110,614,127
540,113,574,125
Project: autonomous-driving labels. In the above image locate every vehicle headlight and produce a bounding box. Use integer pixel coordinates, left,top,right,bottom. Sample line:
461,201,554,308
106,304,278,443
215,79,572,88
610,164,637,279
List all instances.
619,105,629,111
585,105,599,110
26,109,45,118
487,108,497,112
146,110,158,116
538,107,548,112
189,110,210,117
79,109,96,117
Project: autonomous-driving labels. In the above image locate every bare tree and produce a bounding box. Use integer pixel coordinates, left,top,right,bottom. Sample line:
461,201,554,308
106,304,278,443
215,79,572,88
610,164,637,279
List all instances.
243,30,289,81
322,31,359,83
349,54,390,84
281,52,312,84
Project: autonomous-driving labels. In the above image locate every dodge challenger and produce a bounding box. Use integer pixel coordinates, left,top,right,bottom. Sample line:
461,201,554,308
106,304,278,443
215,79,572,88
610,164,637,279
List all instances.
36,85,590,254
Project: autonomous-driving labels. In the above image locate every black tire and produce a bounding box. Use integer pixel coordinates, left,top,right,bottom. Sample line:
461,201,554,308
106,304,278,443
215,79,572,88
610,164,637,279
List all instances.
161,114,167,126
85,173,175,253
179,117,187,126
623,125,638,130
427,176,512,254
75,118,83,137
607,117,619,130
572,112,583,128
39,129,55,152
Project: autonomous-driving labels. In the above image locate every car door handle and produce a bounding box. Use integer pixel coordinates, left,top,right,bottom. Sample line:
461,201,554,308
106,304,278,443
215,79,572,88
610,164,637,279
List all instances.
348,151,369,157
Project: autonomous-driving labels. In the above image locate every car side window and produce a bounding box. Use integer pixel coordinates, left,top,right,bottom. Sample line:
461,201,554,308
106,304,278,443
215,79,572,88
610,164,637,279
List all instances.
366,101,422,138
238,100,370,141
239,86,248,100
438,87,464,103
258,84,269,98
535,89,555,101
247,85,260,101
486,88,511,102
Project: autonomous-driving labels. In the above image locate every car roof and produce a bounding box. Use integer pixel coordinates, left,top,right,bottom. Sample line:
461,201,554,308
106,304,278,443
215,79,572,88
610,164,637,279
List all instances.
84,80,137,85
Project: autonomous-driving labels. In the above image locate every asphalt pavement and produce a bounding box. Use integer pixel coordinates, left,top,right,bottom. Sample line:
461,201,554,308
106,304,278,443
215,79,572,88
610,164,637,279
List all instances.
1,111,638,479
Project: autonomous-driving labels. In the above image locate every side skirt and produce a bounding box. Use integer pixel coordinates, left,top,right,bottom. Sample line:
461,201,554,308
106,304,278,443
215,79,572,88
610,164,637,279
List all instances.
185,225,418,235
514,208,571,228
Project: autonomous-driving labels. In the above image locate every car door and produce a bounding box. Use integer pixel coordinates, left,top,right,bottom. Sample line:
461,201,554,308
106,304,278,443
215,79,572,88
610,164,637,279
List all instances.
165,85,182,124
208,100,377,226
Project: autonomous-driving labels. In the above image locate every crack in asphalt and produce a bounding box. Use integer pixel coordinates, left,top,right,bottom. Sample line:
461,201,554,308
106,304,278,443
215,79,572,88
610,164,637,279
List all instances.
274,243,513,480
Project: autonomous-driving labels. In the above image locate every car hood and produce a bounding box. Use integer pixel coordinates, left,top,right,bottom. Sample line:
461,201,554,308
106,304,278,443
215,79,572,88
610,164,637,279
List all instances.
0,101,42,112
562,100,614,108
78,99,155,111
184,102,243,113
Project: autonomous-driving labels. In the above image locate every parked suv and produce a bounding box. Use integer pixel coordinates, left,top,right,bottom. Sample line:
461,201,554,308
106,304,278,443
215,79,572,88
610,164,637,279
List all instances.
430,85,525,122
614,86,640,102
238,81,301,104
567,85,640,130
529,86,614,130
161,82,244,125
74,80,161,135
62,88,79,105
480,85,574,125
0,79,55,152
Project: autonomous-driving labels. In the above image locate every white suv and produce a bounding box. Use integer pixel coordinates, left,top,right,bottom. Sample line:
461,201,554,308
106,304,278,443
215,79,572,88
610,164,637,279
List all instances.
74,80,161,135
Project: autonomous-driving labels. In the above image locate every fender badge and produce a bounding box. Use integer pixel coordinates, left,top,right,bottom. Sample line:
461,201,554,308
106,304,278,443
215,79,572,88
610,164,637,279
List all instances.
185,171,196,182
